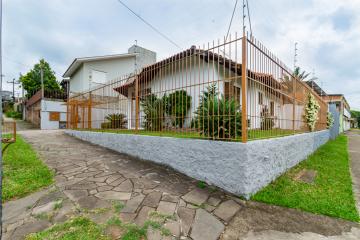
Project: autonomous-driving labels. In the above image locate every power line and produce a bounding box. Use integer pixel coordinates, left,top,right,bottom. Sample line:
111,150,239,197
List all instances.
3,56,33,69
114,0,182,50
225,0,238,42
245,0,253,37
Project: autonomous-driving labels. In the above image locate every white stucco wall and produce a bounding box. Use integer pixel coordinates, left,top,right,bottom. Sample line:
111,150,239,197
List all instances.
69,66,85,94
134,56,283,129
69,47,156,96
146,56,224,127
40,100,67,130
66,129,330,198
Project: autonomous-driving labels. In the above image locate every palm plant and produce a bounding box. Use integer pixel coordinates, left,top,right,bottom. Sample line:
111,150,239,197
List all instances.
103,113,127,129
293,67,317,81
141,94,166,131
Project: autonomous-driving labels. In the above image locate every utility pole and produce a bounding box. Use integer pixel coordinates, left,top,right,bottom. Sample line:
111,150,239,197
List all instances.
40,66,44,98
0,0,4,237
294,42,298,71
7,78,19,102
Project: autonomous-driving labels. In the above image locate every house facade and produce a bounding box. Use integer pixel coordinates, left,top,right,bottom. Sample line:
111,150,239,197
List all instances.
25,90,68,130
115,47,287,130
63,45,156,95
324,94,351,132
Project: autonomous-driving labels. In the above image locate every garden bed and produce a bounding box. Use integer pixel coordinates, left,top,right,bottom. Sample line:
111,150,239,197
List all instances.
78,128,299,141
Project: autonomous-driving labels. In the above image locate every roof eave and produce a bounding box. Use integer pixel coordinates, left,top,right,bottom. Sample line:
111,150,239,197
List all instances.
63,53,137,78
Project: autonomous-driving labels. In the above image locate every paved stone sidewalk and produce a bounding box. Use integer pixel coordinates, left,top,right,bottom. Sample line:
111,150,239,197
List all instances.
3,130,359,240
4,130,240,240
347,130,360,214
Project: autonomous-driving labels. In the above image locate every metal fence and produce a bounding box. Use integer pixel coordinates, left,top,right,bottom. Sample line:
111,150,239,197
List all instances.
67,33,327,142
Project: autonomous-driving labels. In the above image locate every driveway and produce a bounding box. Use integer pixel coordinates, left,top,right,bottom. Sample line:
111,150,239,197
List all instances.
2,130,359,240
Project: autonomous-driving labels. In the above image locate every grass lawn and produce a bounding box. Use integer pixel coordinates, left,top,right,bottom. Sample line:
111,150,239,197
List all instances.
26,213,172,240
252,135,360,222
79,128,297,141
2,135,53,202
26,217,109,240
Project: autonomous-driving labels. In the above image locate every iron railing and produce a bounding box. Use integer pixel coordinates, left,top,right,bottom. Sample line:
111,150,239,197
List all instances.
67,33,328,142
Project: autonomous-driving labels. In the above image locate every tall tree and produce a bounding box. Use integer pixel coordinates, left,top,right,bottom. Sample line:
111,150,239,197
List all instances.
19,59,60,96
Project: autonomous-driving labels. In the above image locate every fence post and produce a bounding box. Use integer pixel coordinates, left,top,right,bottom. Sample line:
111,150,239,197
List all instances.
13,121,16,141
88,92,92,129
66,101,69,129
292,77,296,132
135,76,139,132
241,33,248,143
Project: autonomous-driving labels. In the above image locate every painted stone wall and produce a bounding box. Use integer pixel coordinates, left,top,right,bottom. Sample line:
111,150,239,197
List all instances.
65,130,330,198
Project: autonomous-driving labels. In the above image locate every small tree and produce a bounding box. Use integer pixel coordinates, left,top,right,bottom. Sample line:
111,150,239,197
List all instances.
19,59,60,97
165,90,192,128
327,112,334,129
304,93,320,131
193,84,242,139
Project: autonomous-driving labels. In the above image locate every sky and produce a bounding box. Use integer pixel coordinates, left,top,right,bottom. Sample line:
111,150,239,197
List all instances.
2,0,360,109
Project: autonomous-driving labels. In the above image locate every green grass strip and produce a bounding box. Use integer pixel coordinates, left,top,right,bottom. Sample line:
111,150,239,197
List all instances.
252,135,360,222
2,135,53,202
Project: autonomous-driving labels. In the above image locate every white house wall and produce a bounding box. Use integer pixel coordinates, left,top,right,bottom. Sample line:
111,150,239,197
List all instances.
69,66,85,94
40,100,67,130
137,57,286,130
83,57,136,90
146,57,223,127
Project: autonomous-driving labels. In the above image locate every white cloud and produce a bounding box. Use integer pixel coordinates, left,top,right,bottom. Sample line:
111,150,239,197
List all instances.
2,0,360,109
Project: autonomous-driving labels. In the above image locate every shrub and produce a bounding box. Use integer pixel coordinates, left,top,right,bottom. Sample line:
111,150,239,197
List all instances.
304,93,320,131
193,84,242,139
260,106,275,130
165,90,192,128
101,113,127,129
5,110,22,119
327,112,334,129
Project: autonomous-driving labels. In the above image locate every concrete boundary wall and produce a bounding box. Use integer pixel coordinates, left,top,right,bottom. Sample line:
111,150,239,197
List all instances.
65,130,330,198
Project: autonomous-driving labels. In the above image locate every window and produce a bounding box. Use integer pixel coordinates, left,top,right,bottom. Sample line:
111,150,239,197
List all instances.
224,82,240,103
258,92,263,105
49,112,60,121
91,70,107,85
270,101,275,116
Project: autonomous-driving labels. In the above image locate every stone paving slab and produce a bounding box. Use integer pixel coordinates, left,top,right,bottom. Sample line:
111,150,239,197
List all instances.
191,209,225,240
182,188,209,206
213,200,242,222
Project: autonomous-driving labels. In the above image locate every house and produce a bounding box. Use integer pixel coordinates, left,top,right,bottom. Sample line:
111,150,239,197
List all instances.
323,94,351,132
25,90,68,129
1,90,13,102
63,45,156,95
114,46,291,130
350,118,358,129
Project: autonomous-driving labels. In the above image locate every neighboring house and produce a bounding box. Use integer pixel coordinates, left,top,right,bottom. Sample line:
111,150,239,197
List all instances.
64,45,156,129
1,90,12,102
350,118,358,129
114,47,290,130
305,80,327,98
25,90,67,130
323,94,351,132
63,45,156,95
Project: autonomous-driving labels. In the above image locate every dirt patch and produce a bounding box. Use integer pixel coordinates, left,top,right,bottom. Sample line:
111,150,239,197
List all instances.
293,169,317,184
221,201,359,240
